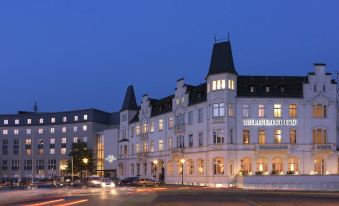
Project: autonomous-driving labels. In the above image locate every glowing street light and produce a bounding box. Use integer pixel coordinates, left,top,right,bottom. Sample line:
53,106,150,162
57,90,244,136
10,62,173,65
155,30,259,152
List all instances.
82,158,89,164
153,159,158,184
180,158,185,185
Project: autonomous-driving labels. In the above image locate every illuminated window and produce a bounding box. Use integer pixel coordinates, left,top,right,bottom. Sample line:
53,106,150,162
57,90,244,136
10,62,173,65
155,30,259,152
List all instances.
213,129,224,144
62,127,66,133
242,104,250,118
289,104,297,118
50,128,55,133
169,137,172,149
150,122,154,132
73,126,78,132
213,103,225,117
14,129,19,135
250,86,255,93
63,117,67,122
241,158,252,174
313,104,327,118
27,119,31,124
228,79,235,90
213,157,224,175
272,157,283,173
243,129,250,144
314,157,325,175
136,126,140,136
274,104,282,118
167,160,173,175
228,104,234,117
150,140,154,152
198,159,204,175
256,158,268,172
136,144,140,153
25,139,32,155
143,123,148,133
83,125,87,131
3,129,8,135
313,128,326,144
168,117,174,128
158,139,164,151
39,118,44,124
260,129,270,142
73,137,78,143
38,128,43,134
37,139,44,155
4,120,8,125
51,118,55,123
84,114,88,120
212,80,226,91
158,119,164,131
26,129,31,135
288,157,299,173
258,104,265,118
15,119,19,125
187,160,194,175
274,129,282,143
265,86,270,93
74,116,78,121
290,129,296,144
143,141,148,152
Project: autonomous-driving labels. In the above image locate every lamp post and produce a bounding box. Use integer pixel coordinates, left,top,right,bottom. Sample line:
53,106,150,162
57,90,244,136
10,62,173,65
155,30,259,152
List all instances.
180,158,185,185
82,158,89,179
153,159,158,184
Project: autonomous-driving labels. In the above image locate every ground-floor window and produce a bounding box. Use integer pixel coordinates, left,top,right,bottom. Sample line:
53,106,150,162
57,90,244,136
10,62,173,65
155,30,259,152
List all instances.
240,158,252,175
272,157,283,174
187,160,194,175
256,158,268,173
288,157,299,173
213,157,224,175
198,159,204,175
314,157,325,175
228,161,234,175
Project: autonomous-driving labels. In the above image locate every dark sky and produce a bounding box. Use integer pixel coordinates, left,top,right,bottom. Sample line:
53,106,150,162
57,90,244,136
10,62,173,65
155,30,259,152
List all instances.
1,1,339,114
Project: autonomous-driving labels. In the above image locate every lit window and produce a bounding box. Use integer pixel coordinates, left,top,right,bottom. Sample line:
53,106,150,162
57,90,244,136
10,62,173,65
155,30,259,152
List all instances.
51,118,55,123
74,116,78,121
228,79,235,90
63,117,67,122
61,148,66,155
84,115,88,120
15,119,19,125
39,118,44,124
169,117,174,128
62,137,67,144
38,128,43,134
4,120,8,125
250,86,255,93
213,129,224,144
213,157,224,175
26,129,31,134
313,128,326,144
159,139,164,151
228,104,234,117
73,137,78,143
142,123,148,133
274,129,282,144
258,104,265,118
83,125,88,131
158,119,164,131
50,128,55,133
14,129,19,135
289,104,297,118
258,129,266,144
242,104,250,118
212,79,226,91
213,103,225,117
27,119,31,124
243,129,250,144
136,126,140,136
83,136,87,142
290,129,296,144
3,129,8,135
73,126,78,132
62,127,67,133
50,138,55,144
273,104,282,118
136,144,140,153
150,122,154,132
313,104,327,118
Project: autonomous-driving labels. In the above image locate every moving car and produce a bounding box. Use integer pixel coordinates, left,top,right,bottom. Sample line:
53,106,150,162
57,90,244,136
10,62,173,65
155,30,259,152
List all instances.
100,178,115,188
133,178,159,187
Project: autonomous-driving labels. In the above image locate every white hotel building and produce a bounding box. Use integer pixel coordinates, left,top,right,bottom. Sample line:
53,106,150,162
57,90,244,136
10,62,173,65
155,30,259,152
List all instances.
117,41,339,189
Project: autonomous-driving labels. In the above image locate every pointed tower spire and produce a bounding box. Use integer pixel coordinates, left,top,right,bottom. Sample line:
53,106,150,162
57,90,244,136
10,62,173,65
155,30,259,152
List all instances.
121,85,138,111
206,41,237,77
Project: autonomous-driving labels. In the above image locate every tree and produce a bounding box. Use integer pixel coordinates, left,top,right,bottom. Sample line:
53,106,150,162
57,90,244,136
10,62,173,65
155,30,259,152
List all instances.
67,141,96,179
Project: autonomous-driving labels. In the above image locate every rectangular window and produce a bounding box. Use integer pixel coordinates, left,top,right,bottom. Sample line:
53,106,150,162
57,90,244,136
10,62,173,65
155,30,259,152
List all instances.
50,128,55,133
48,159,57,170
158,139,164,151
25,139,32,155
38,139,44,155
74,116,78,121
73,137,78,143
290,129,296,144
2,139,8,155
3,129,8,135
177,135,185,148
136,144,140,153
13,139,19,155
82,136,87,143
143,141,148,152
213,103,225,117
274,104,282,118
136,126,140,136
27,129,31,134
84,114,88,120
188,134,193,147
158,119,164,131
198,108,203,123
188,111,193,125
198,132,203,146
51,118,55,123
313,104,327,118
150,122,154,132
63,117,67,122
73,126,78,132
62,127,67,133
228,104,234,117
38,128,44,134
36,160,44,171
15,119,19,125
168,117,174,128
228,79,235,90
4,119,8,125
143,123,148,133
14,129,19,135
258,104,265,118
39,118,44,124
24,159,32,170
258,129,266,144
27,119,31,124
150,140,154,152
242,104,250,118
274,129,282,144
289,104,297,118
169,137,172,149
313,128,327,144
11,160,19,171
83,125,87,131
212,79,226,90
243,129,250,144
213,129,224,144
2,160,8,171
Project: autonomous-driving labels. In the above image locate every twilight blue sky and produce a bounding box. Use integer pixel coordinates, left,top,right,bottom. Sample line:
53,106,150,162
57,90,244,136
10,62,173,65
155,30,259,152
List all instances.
0,1,339,114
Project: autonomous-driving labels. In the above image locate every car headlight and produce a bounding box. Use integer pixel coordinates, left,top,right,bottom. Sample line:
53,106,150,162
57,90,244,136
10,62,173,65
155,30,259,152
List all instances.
101,183,106,187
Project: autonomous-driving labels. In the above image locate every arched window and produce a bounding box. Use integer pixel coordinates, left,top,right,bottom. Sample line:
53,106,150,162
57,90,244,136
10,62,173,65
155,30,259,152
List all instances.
119,163,124,176
256,158,268,172
240,158,252,175
288,157,299,173
313,128,327,144
314,157,325,175
177,161,183,175
213,157,224,175
167,160,173,176
272,157,283,174
187,160,194,175
198,159,204,175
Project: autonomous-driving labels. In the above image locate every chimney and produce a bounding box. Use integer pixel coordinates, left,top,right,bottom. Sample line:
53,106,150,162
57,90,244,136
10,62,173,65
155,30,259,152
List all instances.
314,63,326,74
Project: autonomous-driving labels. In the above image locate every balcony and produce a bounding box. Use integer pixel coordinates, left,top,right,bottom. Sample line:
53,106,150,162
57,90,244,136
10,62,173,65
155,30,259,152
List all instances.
137,152,149,159
313,144,335,154
212,117,225,124
170,148,184,157
256,144,289,154
174,124,185,133
140,133,149,140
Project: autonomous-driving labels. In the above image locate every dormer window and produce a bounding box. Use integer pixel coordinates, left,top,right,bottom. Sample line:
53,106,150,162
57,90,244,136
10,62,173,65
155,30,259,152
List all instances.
228,80,235,90
250,86,255,93
265,86,270,93
212,80,226,91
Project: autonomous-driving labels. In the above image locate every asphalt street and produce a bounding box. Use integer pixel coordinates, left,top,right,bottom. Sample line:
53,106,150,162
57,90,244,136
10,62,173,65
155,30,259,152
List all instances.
1,186,339,206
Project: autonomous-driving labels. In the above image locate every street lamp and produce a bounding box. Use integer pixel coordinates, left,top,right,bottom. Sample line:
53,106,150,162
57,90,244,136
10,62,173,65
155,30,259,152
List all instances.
153,159,158,184
180,158,185,185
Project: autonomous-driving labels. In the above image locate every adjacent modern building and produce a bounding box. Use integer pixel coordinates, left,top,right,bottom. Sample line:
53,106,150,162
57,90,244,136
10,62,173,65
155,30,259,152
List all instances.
1,40,339,189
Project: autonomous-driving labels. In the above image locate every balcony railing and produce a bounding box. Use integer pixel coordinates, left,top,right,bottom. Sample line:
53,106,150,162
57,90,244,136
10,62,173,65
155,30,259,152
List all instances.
256,144,289,150
174,124,185,133
140,133,149,140
171,148,184,156
137,152,149,159
313,144,335,150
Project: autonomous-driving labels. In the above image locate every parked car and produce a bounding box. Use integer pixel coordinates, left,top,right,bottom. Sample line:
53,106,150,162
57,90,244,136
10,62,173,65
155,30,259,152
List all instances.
133,178,159,187
100,178,115,188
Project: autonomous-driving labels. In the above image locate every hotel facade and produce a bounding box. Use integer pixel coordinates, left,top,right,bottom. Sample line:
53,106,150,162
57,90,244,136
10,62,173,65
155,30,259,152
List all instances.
1,41,339,189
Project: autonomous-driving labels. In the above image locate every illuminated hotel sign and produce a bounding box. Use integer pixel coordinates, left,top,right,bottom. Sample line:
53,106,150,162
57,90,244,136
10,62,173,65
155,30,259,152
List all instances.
243,119,297,126
105,155,117,163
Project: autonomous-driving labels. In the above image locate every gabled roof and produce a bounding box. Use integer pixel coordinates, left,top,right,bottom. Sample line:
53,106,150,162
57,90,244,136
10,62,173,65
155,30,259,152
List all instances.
121,85,138,111
237,76,307,98
207,41,237,77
